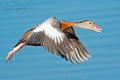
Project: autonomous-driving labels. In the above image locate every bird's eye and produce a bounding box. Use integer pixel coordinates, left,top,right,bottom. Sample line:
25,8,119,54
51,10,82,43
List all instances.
89,22,91,24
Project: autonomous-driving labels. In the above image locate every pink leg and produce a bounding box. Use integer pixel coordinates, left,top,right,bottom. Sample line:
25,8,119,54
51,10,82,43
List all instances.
6,42,26,62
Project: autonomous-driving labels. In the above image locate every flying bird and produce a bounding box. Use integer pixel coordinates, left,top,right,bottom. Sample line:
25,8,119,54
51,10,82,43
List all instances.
6,17,102,63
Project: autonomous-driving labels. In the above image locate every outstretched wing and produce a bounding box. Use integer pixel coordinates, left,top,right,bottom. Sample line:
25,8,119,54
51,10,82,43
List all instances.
27,21,75,61
63,27,90,63
27,21,90,63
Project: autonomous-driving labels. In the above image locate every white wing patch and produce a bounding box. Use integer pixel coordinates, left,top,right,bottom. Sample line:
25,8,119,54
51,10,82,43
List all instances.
33,21,65,44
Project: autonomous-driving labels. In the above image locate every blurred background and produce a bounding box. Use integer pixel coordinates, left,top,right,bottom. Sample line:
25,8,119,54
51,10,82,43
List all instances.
0,0,120,80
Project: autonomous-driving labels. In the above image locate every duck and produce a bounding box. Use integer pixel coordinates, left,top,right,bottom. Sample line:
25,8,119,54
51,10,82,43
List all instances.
6,17,102,63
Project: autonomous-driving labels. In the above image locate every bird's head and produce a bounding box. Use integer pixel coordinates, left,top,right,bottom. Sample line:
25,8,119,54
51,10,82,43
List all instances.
75,20,102,32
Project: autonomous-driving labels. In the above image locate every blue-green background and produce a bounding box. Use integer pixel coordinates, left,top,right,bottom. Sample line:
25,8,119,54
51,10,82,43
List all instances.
0,0,120,80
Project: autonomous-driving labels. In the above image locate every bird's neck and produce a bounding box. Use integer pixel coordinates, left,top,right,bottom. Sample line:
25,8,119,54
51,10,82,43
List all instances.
60,21,76,30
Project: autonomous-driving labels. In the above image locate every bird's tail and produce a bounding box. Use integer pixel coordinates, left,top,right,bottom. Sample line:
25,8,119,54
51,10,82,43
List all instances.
6,41,26,62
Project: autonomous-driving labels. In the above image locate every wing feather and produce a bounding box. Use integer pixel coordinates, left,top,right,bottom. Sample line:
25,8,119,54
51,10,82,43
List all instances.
63,27,90,63
26,18,90,63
